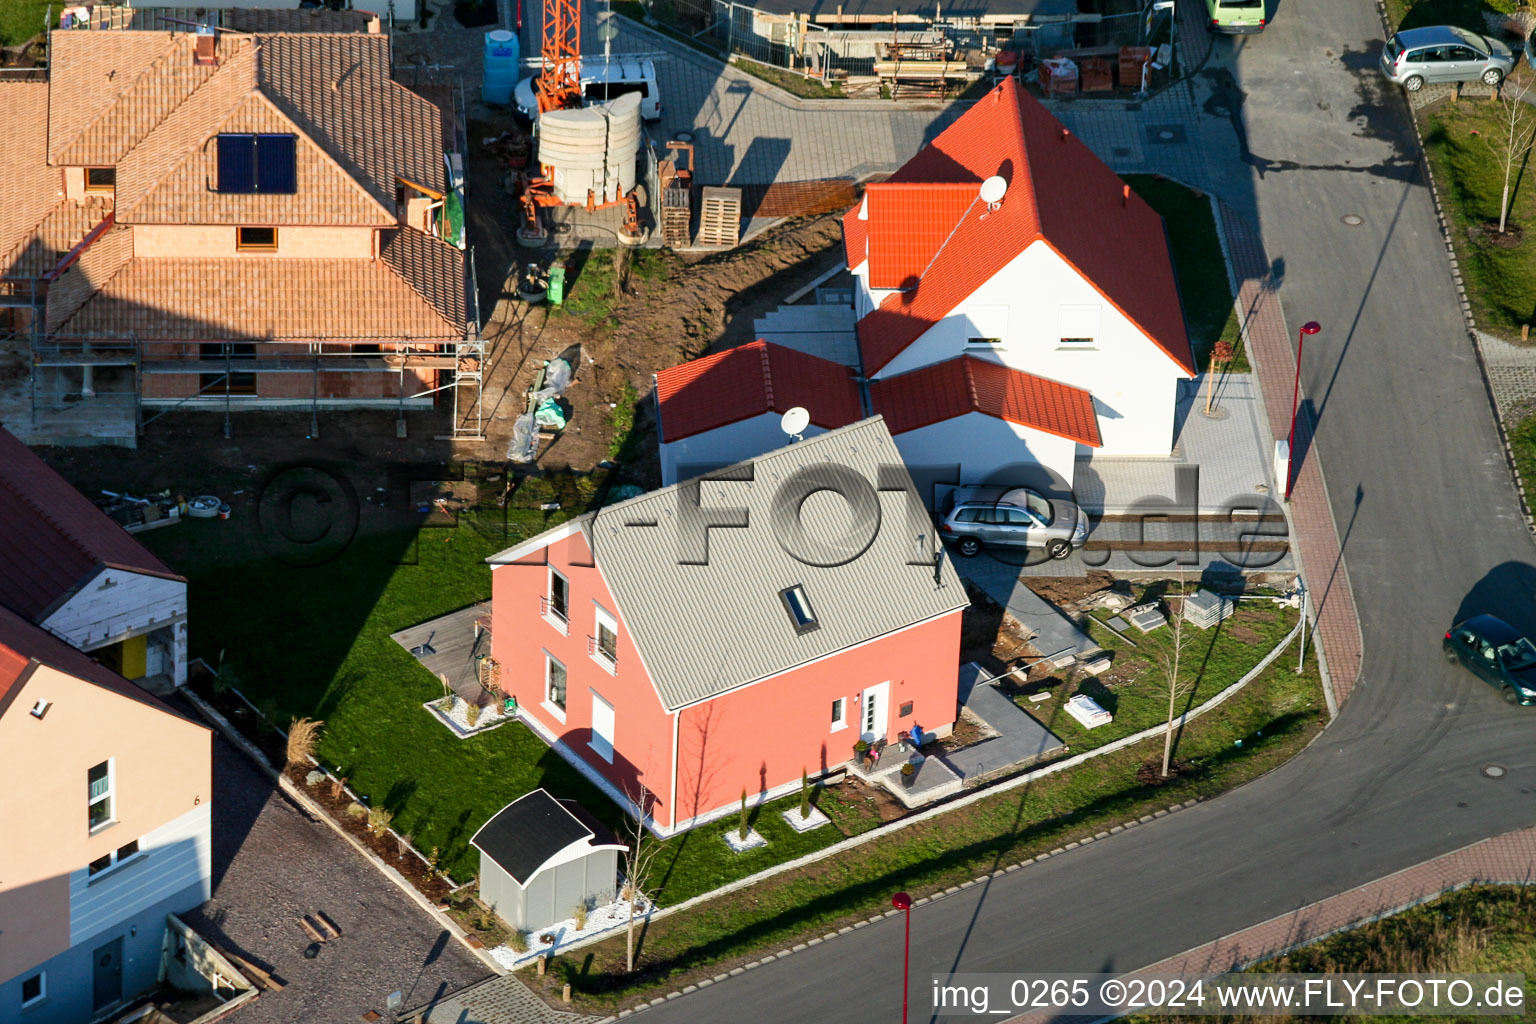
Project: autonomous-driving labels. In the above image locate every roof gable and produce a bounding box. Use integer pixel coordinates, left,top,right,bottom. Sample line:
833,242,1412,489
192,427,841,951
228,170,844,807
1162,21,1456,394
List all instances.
0,427,182,622
655,340,864,443
850,78,1194,377
120,89,391,225
870,356,1101,446
496,418,969,711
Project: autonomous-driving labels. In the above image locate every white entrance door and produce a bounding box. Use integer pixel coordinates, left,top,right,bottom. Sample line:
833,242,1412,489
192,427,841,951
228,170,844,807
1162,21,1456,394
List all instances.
590,691,615,762
860,682,889,745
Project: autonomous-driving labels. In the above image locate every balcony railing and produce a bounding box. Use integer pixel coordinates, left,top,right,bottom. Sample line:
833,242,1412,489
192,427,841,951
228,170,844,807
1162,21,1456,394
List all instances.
540,596,570,633
588,635,618,669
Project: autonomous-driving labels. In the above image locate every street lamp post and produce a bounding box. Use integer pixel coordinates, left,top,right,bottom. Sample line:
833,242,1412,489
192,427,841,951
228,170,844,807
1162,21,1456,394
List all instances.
892,892,913,1024
1285,321,1323,501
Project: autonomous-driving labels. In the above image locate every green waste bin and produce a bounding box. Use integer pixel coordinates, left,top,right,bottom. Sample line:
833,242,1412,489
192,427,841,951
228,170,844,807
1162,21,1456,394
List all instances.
504,695,518,716
547,265,566,305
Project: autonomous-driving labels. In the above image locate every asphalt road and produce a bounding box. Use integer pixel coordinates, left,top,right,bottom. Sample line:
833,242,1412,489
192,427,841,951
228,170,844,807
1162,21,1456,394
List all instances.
635,2,1536,1020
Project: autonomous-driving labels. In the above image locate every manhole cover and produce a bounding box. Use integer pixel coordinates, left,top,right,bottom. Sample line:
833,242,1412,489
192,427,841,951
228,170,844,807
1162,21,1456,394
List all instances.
1158,129,1176,140
1482,763,1508,778
1145,124,1188,145
1341,214,1364,226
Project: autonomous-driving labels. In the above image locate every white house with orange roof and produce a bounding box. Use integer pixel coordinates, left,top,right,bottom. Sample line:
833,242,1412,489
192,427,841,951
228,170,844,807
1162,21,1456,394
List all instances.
654,77,1195,496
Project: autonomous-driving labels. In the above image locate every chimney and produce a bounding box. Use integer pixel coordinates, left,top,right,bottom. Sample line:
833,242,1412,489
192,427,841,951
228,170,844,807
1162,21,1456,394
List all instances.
194,25,217,67
1122,184,1130,207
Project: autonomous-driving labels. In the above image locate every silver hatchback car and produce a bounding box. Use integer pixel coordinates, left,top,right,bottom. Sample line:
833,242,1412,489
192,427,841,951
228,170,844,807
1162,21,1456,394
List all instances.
1380,26,1515,92
940,486,1088,560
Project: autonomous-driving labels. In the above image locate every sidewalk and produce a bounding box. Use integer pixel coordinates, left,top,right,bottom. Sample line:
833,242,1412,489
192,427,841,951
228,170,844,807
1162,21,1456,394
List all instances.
1217,203,1364,707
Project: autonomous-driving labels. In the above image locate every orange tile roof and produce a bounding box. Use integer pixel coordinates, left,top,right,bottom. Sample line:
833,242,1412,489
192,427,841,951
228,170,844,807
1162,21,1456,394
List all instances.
51,249,461,340
850,78,1194,378
841,202,867,271
44,225,135,333
0,82,66,275
2,198,113,279
382,228,468,332
46,31,185,164
655,340,864,443
864,182,979,290
870,356,1101,447
0,639,27,708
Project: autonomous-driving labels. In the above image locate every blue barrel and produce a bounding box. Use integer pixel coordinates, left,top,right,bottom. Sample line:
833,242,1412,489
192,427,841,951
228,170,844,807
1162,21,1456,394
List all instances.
482,29,519,106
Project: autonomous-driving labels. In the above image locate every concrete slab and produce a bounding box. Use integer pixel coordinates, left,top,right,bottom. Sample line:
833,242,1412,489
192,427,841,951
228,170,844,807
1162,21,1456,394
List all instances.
940,663,1066,782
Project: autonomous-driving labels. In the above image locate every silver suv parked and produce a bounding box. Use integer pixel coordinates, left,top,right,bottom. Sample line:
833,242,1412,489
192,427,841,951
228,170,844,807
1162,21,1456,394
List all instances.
1380,26,1515,92
940,486,1088,560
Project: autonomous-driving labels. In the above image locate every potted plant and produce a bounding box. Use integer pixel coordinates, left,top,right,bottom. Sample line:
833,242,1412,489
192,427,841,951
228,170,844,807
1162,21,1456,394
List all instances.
853,738,869,763
900,761,917,789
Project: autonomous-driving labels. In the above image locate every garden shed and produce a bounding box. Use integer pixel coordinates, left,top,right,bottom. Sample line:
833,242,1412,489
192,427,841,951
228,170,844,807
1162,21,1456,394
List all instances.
471,790,625,932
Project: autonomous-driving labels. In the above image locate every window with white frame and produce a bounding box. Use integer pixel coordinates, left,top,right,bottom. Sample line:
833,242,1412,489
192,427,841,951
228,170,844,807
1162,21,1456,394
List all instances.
87,760,113,832
961,305,1009,349
545,655,568,718
591,604,618,670
830,697,846,732
21,971,44,1008
88,839,141,878
544,568,570,632
1058,304,1101,347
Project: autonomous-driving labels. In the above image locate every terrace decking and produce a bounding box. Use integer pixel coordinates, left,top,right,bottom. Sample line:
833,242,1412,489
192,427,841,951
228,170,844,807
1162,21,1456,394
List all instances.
390,601,495,706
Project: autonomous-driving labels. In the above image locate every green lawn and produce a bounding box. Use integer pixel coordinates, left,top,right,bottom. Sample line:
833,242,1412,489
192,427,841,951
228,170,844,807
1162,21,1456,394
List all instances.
142,479,885,896
1021,595,1300,754
1420,98,1536,339
1,0,52,47
1123,175,1246,372
525,641,1326,1012
1507,411,1536,500
1130,886,1536,1023
1385,0,1517,31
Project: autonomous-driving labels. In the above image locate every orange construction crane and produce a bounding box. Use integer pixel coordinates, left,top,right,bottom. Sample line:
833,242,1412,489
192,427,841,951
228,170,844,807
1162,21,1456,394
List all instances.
518,0,645,244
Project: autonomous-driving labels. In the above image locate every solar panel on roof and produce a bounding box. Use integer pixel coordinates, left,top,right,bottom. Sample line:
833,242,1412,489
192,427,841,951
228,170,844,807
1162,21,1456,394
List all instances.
256,134,297,194
216,134,256,193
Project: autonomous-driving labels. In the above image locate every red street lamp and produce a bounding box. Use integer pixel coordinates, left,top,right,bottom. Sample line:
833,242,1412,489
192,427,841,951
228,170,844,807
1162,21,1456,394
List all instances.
892,892,913,1024
1285,321,1322,501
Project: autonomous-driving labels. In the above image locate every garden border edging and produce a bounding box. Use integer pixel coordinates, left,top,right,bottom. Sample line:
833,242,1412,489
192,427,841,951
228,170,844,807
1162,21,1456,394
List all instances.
539,614,1305,983
180,688,508,978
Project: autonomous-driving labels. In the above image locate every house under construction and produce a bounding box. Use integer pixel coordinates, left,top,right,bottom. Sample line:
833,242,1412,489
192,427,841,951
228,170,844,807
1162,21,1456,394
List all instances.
0,16,482,447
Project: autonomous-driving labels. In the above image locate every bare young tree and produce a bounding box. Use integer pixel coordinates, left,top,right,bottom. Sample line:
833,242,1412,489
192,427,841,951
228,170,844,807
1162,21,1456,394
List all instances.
1483,70,1536,235
1152,577,1197,779
620,782,663,973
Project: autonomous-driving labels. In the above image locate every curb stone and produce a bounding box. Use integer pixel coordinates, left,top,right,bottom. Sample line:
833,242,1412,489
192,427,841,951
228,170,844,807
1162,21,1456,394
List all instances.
615,799,1201,1016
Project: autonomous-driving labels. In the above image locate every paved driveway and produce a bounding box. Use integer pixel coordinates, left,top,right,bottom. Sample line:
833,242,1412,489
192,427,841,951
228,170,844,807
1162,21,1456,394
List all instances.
620,1,1536,1020
181,736,491,1023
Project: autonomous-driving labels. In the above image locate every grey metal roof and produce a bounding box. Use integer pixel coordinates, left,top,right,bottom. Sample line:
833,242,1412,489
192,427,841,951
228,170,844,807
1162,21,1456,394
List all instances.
470,789,621,886
491,417,968,711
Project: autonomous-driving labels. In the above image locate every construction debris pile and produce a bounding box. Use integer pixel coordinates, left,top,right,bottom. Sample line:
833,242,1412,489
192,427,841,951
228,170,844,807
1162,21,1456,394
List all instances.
507,357,574,463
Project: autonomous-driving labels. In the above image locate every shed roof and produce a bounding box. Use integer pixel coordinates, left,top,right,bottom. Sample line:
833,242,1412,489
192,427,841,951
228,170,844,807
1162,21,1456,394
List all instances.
0,427,184,623
490,418,968,711
471,790,623,887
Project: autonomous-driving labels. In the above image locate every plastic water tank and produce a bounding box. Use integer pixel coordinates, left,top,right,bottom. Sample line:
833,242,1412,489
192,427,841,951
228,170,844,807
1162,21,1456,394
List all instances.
482,29,519,106
538,92,641,205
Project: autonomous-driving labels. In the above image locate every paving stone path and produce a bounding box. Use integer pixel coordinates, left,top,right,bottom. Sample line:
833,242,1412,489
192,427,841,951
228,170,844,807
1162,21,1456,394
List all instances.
410,973,602,1024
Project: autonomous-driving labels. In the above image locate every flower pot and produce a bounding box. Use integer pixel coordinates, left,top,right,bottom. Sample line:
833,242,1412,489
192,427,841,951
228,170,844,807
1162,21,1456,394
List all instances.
901,769,916,789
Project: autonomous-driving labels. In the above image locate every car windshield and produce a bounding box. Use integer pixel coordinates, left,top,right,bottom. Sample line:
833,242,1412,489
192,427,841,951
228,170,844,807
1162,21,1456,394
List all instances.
1384,37,1403,61
1498,637,1536,668
1451,27,1488,51
1219,0,1262,7
1024,492,1053,522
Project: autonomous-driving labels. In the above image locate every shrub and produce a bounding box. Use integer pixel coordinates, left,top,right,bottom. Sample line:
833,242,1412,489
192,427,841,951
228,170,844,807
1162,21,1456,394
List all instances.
509,930,530,953
573,902,588,930
737,788,749,841
286,716,324,767
466,701,481,728
397,831,413,860
799,767,811,820
345,802,368,820
330,775,347,800
367,806,394,837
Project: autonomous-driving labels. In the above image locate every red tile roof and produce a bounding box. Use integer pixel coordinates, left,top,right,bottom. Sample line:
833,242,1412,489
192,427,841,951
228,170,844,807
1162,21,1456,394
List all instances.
849,78,1195,378
841,203,866,272
864,182,978,290
0,602,185,719
870,356,1101,447
0,427,183,623
655,340,864,443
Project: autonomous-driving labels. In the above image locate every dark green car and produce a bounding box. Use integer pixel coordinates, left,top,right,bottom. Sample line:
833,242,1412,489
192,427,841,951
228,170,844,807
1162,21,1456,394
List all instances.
1443,615,1536,706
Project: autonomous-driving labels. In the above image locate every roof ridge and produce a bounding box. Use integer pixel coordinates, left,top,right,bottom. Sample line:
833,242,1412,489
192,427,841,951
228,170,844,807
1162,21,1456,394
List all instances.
757,339,774,410
49,33,181,163
114,43,262,221
1006,83,1044,240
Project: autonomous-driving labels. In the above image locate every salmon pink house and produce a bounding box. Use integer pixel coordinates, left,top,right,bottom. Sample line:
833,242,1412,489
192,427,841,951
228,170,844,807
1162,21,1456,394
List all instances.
655,77,1197,498
486,418,969,835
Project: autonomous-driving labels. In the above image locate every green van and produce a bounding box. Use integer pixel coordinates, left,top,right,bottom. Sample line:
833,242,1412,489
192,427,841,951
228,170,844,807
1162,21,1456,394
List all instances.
1206,0,1266,33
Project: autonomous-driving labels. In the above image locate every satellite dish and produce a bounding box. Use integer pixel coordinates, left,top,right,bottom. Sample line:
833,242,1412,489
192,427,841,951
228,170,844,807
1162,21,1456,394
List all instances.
781,407,811,438
979,175,1007,206
597,18,619,41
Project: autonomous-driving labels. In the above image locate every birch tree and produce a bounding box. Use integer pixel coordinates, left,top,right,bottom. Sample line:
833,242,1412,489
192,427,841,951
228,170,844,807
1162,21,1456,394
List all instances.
620,782,663,973
1484,72,1536,235
1153,580,1197,779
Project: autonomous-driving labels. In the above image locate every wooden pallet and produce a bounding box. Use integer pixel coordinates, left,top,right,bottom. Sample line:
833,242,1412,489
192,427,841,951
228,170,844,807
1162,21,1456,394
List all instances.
662,185,691,247
696,187,742,247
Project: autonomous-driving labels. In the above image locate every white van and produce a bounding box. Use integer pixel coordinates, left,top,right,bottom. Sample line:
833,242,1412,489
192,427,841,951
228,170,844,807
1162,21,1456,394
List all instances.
514,59,662,122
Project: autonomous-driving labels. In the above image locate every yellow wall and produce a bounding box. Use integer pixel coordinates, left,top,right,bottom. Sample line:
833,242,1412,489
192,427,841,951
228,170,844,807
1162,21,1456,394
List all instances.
131,224,375,259
0,664,211,982
63,167,86,203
